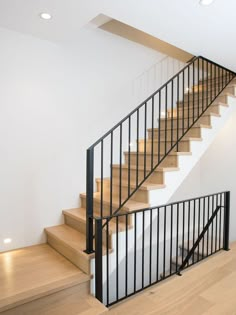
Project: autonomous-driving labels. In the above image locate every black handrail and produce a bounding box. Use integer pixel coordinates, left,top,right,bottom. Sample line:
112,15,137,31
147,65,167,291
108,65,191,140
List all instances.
85,55,235,253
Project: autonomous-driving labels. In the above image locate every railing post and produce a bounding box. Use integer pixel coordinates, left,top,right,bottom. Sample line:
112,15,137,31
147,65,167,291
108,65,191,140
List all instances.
85,148,94,254
95,219,103,303
223,191,230,251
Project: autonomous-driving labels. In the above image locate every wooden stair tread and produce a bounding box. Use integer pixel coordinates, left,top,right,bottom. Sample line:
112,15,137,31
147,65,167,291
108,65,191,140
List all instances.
112,164,179,173
147,123,212,132
0,244,91,312
45,225,90,258
96,177,166,191
159,112,221,121
124,151,192,156
63,208,132,232
138,137,203,143
80,192,149,211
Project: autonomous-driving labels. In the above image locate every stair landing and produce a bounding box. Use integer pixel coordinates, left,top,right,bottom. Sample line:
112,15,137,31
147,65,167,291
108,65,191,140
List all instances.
0,244,107,315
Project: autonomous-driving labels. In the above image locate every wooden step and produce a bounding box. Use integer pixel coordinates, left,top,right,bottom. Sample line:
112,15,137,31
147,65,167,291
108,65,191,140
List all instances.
147,125,203,141
45,225,93,274
96,175,167,204
138,138,201,153
63,207,132,248
177,93,232,107
80,191,149,216
124,151,190,169
158,114,215,130
182,86,236,102
167,104,221,118
0,244,103,314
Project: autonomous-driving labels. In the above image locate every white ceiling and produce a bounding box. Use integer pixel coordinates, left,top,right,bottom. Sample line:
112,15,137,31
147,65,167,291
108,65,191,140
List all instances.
0,0,235,71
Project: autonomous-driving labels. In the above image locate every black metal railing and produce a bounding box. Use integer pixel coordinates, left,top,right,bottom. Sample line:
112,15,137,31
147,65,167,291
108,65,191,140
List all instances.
94,191,230,306
85,56,235,253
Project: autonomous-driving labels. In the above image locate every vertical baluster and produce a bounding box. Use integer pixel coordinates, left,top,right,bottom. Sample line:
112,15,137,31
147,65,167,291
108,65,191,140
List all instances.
101,140,104,217
165,85,168,154
207,196,210,256
218,66,220,95
156,208,160,281
134,212,137,292
192,199,196,264
219,193,222,249
177,76,179,151
193,62,195,124
95,219,103,303
110,132,113,216
158,92,161,162
125,214,128,297
215,194,218,252
202,59,204,112
106,219,109,305
202,196,206,258
144,102,147,179
163,207,166,278
171,80,174,148
151,97,154,170
116,216,119,301
170,204,173,274
142,211,145,288
187,200,190,266
206,61,209,106
128,118,131,197
210,63,213,103
182,70,185,136
86,148,94,253
197,198,201,261
214,65,217,99
149,210,153,285
223,191,230,251
136,110,139,187
188,65,190,128
176,203,179,272
182,202,185,265
198,58,200,117
211,195,214,254
119,125,122,207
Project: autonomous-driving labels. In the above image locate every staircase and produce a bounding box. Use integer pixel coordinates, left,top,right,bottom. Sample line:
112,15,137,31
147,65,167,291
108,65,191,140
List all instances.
1,56,234,313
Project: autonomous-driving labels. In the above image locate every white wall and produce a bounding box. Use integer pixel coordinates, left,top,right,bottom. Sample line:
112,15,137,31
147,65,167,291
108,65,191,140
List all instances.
0,26,184,251
170,110,236,242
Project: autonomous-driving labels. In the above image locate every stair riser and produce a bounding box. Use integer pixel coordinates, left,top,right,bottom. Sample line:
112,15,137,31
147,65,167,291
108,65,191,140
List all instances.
124,153,179,168
46,234,90,274
112,167,164,185
158,115,211,130
148,127,201,141
64,214,112,249
138,140,190,153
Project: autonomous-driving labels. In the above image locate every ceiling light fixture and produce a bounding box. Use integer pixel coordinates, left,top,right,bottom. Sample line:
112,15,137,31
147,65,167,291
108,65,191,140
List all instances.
199,0,215,6
40,12,52,20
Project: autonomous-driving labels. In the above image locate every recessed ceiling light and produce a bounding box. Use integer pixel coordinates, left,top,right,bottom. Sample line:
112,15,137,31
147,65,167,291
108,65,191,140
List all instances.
40,12,52,20
199,0,215,6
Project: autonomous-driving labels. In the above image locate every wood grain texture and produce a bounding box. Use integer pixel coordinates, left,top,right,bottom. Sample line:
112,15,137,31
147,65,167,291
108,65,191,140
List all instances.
107,242,236,315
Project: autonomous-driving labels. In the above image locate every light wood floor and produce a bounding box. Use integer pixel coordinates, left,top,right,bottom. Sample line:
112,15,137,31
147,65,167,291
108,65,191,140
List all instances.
0,244,91,312
108,242,236,315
